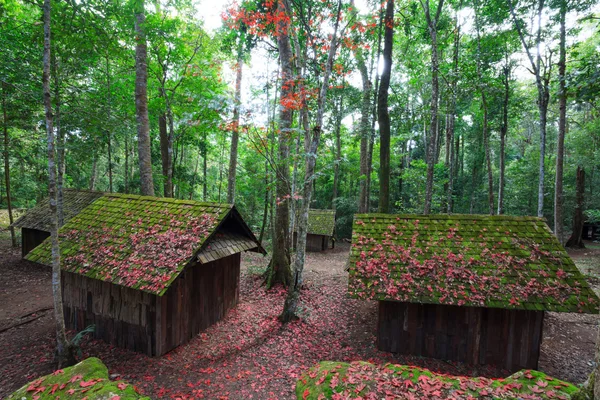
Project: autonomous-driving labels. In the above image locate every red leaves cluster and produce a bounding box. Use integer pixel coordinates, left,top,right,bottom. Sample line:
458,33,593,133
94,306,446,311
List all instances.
349,221,596,311
301,362,575,399
61,207,219,294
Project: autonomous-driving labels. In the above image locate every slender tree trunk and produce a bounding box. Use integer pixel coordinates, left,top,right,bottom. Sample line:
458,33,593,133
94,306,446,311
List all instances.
332,90,343,211
566,166,585,248
227,40,244,204
202,134,207,201
554,1,566,244
258,158,269,244
266,0,294,289
43,0,73,367
124,133,129,194
378,0,394,214
134,0,154,196
166,109,174,197
498,64,510,215
281,0,343,322
89,151,97,191
104,55,113,195
159,113,169,196
2,82,16,247
423,0,445,214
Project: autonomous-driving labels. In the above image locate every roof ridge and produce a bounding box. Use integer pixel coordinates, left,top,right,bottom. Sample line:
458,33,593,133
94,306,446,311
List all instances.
353,213,544,222
105,193,233,208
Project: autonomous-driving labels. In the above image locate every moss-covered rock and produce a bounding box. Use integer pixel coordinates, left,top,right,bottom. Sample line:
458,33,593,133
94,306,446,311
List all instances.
8,357,150,400
296,361,581,399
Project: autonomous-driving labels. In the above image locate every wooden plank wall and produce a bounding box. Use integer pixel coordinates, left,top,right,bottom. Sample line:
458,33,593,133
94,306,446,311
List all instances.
62,272,157,355
377,301,544,372
306,234,327,252
156,253,240,356
21,228,50,258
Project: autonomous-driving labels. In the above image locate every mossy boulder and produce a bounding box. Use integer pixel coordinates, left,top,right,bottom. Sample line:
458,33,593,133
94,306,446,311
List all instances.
8,357,150,399
296,361,581,399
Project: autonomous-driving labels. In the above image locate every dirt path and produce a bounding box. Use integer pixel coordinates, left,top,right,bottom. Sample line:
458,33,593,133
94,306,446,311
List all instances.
0,240,598,399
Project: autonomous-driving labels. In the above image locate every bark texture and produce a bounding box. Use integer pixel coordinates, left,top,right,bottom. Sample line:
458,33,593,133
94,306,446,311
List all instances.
227,42,243,204
377,0,394,214
267,0,293,289
554,1,566,244
281,0,343,322
134,0,154,196
2,82,16,246
43,0,73,367
565,166,585,249
422,0,445,214
498,63,510,215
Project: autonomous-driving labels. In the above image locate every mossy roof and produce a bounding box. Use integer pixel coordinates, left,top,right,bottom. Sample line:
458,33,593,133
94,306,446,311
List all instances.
299,209,335,237
348,214,599,313
11,189,104,231
25,193,263,296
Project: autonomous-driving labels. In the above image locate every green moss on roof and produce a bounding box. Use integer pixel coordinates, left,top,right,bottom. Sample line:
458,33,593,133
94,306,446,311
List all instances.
299,209,335,236
26,194,236,295
348,214,600,313
12,189,104,231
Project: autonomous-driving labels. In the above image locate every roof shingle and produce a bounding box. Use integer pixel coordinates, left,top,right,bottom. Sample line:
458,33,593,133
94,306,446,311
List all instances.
299,209,335,236
26,193,261,296
348,214,599,313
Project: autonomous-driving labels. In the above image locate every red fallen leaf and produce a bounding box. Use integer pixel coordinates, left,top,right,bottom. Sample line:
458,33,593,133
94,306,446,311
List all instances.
530,385,544,393
67,388,76,395
50,384,59,394
80,380,97,388
53,369,65,375
60,383,67,390
547,390,556,398
302,389,310,399
69,374,83,383
110,396,120,400
537,380,548,388
403,379,414,389
117,382,128,390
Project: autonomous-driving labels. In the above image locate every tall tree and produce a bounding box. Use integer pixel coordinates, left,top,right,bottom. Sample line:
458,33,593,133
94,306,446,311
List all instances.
421,0,445,214
378,0,394,213
134,0,154,196
42,0,73,367
508,0,552,217
266,0,294,288
280,0,343,322
2,82,16,247
227,35,244,204
554,0,567,243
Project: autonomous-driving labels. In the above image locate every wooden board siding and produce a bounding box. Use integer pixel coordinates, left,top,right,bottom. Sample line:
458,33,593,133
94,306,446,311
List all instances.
62,271,157,355
377,301,544,372
156,253,241,356
21,228,50,258
295,233,332,252
62,253,241,357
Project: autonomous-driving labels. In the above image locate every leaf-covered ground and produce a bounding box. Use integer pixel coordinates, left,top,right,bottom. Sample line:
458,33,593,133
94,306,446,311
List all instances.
0,239,599,399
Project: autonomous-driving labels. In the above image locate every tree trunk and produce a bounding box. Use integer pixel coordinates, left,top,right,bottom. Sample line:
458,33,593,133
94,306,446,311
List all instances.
43,0,73,368
134,0,154,196
2,82,16,247
89,151,97,191
423,0,445,214
565,166,585,248
281,0,343,322
332,90,343,211
227,40,244,204
498,63,510,215
258,158,269,244
377,0,394,214
352,3,372,214
159,113,169,196
166,109,174,197
266,0,293,289
51,55,66,227
124,133,129,193
554,1,566,244
202,134,207,201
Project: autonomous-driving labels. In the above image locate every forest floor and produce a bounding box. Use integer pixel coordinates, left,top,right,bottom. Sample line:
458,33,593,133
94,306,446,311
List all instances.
0,237,599,399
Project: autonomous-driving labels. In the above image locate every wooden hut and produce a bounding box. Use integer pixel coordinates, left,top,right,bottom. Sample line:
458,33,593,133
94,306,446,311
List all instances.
26,193,265,356
348,214,599,372
294,209,335,252
11,189,104,257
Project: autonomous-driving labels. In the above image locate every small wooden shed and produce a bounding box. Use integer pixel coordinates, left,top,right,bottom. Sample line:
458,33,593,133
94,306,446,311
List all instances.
348,214,600,372
11,189,104,257
26,193,264,356
294,209,335,252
